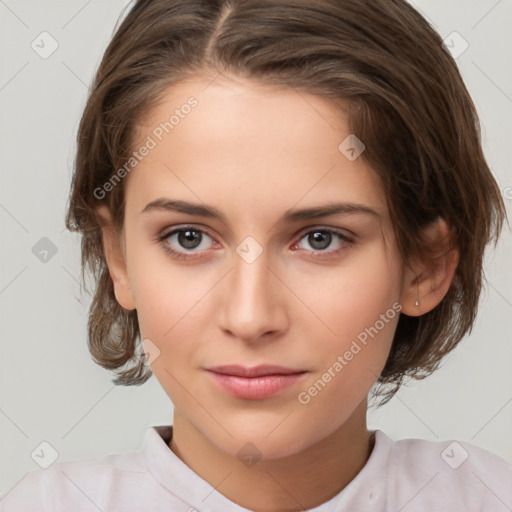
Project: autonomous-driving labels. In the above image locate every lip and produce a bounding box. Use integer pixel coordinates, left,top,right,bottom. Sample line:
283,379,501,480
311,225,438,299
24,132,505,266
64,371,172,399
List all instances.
205,365,308,400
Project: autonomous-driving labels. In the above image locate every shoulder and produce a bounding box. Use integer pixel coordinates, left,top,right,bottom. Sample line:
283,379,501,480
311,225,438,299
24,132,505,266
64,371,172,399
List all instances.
385,432,512,511
0,451,151,512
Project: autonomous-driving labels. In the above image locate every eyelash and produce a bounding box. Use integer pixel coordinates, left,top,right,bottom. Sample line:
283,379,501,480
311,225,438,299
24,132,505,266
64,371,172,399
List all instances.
157,225,354,261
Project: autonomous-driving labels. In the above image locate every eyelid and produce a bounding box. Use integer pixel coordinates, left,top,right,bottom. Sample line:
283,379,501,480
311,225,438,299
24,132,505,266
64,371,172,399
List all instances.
294,224,356,240
159,224,216,241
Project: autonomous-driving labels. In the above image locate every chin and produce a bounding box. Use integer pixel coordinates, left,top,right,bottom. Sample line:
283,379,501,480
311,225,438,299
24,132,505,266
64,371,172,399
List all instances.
205,416,325,462
226,434,312,462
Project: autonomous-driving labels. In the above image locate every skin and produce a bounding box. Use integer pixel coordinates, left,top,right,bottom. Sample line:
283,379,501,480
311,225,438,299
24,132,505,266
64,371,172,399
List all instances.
99,73,459,511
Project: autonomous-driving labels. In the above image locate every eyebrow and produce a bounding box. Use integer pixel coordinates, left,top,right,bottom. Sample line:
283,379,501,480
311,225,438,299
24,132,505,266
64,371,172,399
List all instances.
141,198,380,224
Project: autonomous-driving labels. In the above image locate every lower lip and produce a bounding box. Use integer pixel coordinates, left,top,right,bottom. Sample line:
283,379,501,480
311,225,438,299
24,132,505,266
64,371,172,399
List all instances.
207,371,307,400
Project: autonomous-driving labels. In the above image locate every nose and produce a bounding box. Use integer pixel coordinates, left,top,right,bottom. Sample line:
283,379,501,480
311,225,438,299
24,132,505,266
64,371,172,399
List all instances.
218,248,289,344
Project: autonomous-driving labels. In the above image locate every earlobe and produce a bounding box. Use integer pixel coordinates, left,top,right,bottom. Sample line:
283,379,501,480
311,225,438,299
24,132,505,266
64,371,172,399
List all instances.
400,218,459,316
96,206,136,311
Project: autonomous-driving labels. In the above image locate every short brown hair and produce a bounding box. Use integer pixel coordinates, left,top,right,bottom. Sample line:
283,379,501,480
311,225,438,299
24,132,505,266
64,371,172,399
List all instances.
65,0,506,405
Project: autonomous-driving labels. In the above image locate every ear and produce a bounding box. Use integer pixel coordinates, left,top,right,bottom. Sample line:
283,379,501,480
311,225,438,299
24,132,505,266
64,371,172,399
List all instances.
400,217,459,316
96,206,136,311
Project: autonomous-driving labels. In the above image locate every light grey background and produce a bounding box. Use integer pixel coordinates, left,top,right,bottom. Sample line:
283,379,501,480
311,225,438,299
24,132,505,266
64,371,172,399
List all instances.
1,0,511,496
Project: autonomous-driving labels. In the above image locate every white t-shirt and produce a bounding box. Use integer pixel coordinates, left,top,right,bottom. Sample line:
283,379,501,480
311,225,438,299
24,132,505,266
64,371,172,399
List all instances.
1,425,511,511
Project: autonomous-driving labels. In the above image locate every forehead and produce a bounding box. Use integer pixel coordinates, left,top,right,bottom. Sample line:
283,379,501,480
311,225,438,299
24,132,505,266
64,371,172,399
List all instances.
126,75,387,222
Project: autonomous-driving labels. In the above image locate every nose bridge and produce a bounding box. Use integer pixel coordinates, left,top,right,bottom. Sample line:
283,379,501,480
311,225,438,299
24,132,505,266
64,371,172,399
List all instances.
220,242,286,342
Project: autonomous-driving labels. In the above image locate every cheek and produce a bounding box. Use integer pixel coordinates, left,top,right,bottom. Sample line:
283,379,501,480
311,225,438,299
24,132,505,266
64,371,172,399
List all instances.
133,268,212,341
132,265,209,400
291,244,401,429
125,229,213,338
293,242,402,350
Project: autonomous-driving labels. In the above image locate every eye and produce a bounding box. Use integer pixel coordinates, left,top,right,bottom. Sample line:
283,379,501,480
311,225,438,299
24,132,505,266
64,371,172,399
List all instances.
158,225,353,261
158,226,216,260
292,228,353,257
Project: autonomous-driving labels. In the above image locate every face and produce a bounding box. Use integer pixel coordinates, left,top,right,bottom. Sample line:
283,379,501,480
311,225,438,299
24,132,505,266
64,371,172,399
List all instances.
113,74,406,460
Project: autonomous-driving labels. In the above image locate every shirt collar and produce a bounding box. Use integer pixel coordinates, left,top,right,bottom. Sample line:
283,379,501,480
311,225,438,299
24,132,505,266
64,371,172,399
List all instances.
142,425,392,511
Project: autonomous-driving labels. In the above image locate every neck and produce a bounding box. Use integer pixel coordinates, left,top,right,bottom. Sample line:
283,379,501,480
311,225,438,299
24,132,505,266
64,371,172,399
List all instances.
168,401,374,511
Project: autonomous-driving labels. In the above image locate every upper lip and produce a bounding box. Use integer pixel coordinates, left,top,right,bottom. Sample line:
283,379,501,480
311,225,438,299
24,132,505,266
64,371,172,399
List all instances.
206,365,306,377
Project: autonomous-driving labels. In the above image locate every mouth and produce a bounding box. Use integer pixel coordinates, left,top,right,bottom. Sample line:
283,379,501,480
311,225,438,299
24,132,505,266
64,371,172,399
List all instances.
205,365,308,400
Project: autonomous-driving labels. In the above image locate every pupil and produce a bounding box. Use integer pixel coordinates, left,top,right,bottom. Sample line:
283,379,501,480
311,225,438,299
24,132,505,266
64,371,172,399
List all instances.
179,230,201,249
310,231,331,250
